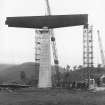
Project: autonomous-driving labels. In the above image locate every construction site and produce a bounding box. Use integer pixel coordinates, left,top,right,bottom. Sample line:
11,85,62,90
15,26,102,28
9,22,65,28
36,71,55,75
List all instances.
0,0,105,105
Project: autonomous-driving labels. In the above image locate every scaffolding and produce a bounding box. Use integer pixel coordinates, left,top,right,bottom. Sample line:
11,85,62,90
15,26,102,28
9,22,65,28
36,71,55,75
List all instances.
83,24,93,88
83,25,93,68
34,30,41,81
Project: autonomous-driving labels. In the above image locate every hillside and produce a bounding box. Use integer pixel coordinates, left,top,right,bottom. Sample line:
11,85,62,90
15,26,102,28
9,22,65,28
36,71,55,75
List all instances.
0,62,65,83
0,62,38,82
0,62,105,84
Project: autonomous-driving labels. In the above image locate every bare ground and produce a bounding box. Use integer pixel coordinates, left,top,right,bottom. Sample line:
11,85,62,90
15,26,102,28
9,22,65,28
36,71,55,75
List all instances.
0,88,105,105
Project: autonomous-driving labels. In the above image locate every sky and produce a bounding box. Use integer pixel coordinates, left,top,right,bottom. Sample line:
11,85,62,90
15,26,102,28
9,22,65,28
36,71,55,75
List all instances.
0,0,105,67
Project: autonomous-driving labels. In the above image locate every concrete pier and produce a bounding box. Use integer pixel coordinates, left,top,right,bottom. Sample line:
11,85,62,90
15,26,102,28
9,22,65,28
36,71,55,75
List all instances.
38,29,52,88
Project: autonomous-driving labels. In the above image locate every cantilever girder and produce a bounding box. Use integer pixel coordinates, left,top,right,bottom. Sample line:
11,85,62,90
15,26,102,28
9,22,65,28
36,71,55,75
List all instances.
5,14,88,29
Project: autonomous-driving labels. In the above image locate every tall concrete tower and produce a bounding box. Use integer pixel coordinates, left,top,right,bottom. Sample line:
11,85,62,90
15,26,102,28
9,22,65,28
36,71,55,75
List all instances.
36,28,52,88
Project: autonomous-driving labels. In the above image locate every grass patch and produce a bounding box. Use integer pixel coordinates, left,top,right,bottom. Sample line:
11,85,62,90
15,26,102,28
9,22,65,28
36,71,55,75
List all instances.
0,88,105,105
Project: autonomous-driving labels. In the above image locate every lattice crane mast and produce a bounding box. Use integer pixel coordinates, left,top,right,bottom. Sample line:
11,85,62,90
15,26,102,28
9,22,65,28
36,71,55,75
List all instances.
97,30,105,67
45,0,59,72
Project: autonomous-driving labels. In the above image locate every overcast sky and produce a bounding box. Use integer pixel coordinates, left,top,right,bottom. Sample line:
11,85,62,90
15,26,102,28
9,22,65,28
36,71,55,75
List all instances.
0,0,105,67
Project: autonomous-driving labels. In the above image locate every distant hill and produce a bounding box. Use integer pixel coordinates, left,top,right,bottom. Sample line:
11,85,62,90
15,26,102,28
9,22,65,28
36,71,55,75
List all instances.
0,62,65,83
0,64,15,71
0,62,105,83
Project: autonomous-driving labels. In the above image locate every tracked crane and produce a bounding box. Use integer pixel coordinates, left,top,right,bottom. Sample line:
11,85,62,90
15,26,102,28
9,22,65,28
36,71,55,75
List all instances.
97,30,105,67
45,0,59,74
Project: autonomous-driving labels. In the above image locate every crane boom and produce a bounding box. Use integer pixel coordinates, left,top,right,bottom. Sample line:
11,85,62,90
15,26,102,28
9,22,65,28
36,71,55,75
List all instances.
45,0,59,67
45,0,51,15
97,30,105,67
45,0,60,84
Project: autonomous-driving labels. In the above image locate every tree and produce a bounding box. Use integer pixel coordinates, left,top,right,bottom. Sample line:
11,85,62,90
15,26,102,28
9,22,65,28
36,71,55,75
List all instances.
20,71,26,81
97,64,101,68
66,65,71,71
73,65,77,71
78,65,83,70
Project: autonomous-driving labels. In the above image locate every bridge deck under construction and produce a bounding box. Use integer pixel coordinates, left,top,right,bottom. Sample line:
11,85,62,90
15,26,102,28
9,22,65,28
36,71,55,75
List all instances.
6,14,88,29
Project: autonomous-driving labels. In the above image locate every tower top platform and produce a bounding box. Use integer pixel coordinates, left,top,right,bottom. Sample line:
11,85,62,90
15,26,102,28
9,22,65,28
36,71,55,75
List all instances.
5,14,88,29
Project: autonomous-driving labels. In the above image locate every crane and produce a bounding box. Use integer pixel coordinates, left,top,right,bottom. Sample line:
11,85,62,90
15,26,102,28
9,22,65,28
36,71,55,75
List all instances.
97,30,105,67
44,0,60,84
45,0,59,71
